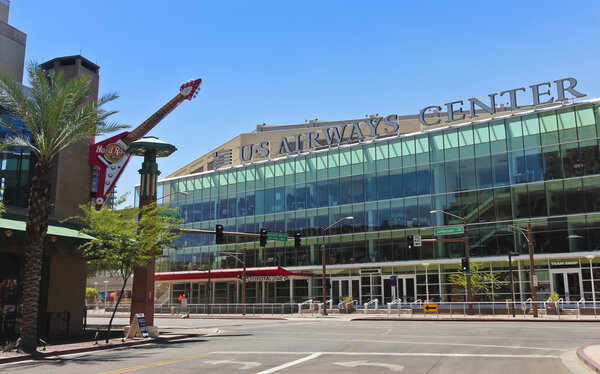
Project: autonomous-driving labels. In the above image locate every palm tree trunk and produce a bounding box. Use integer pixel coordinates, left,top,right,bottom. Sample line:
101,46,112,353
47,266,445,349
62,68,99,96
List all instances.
20,160,53,352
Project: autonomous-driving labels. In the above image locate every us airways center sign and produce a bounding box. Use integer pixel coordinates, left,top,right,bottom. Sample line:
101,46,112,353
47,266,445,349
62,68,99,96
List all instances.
237,78,585,163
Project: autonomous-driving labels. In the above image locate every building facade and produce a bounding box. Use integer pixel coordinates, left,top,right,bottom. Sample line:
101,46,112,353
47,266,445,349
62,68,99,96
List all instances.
154,93,600,307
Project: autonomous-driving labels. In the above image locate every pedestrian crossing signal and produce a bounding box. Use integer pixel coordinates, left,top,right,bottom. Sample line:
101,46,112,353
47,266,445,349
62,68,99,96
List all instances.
407,235,414,249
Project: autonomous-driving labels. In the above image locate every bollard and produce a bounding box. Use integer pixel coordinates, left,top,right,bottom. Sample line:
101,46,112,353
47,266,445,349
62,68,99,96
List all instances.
171,306,175,315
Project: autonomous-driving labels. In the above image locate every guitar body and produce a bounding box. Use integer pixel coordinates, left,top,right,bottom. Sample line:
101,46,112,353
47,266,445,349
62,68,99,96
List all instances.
88,78,202,210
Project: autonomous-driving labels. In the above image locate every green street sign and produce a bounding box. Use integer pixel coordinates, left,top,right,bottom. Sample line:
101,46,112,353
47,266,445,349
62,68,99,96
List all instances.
433,226,464,235
266,232,288,242
159,213,181,220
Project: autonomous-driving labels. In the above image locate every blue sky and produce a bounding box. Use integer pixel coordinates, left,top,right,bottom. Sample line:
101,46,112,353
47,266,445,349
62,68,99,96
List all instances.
9,1,600,206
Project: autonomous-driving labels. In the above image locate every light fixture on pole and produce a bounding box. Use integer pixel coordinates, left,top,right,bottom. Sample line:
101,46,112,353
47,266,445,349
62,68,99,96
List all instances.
321,216,353,316
508,252,519,317
508,221,538,318
430,210,471,305
586,255,596,315
103,280,109,310
156,191,188,204
423,263,430,302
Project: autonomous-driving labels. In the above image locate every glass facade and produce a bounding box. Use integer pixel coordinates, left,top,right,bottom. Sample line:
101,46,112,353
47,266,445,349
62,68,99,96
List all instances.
156,102,600,303
0,111,33,208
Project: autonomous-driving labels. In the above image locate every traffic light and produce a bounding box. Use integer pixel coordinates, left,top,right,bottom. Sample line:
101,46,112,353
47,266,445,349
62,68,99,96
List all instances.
461,258,469,273
215,224,224,244
294,232,302,248
260,228,267,247
407,235,414,250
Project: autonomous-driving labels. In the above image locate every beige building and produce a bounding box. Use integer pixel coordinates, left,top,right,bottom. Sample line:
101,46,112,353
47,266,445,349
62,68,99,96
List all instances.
0,0,25,83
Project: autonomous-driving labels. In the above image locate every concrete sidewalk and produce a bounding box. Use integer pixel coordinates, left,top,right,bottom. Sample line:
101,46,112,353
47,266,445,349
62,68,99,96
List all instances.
0,326,216,364
577,345,600,373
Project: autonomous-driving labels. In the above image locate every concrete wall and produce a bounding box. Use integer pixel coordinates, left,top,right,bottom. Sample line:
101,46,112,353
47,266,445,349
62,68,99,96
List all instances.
0,2,25,83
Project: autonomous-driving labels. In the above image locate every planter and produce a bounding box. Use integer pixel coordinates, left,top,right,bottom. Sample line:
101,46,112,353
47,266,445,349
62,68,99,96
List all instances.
339,302,355,314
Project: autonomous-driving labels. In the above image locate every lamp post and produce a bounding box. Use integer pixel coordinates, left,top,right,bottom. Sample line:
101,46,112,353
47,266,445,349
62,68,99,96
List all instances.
423,263,430,302
586,255,596,315
508,221,538,317
321,216,354,316
93,281,98,308
104,280,109,310
430,210,471,305
220,247,247,315
156,191,188,204
126,136,177,327
508,251,519,317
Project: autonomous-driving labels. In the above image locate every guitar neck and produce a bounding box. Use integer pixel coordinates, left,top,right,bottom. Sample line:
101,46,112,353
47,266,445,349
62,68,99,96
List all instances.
122,92,185,145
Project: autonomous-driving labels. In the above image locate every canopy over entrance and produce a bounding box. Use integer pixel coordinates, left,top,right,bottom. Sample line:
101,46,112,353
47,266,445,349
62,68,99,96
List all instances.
155,266,312,281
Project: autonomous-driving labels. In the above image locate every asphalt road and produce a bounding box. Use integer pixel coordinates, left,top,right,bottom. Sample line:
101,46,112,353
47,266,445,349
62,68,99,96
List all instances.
1,317,597,373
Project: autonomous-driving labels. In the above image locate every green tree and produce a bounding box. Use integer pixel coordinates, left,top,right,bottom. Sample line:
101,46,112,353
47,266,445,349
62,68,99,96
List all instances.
85,287,99,302
73,201,181,342
0,63,124,351
448,262,502,298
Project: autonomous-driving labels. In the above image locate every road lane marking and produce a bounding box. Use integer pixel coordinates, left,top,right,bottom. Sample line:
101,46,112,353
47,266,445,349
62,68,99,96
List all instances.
221,336,565,352
255,353,322,374
335,360,404,371
213,351,558,359
203,359,261,369
97,353,208,374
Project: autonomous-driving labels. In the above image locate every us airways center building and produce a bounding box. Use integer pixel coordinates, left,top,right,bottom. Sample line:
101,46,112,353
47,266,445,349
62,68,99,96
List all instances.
150,78,600,307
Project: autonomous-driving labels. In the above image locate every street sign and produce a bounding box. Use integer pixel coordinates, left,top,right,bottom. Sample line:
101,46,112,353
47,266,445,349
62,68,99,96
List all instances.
266,232,288,242
433,226,464,236
414,235,422,247
159,213,181,220
424,304,438,313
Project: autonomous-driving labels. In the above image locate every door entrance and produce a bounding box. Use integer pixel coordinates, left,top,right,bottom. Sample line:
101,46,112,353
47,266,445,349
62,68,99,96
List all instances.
383,275,416,304
330,278,360,304
550,269,583,302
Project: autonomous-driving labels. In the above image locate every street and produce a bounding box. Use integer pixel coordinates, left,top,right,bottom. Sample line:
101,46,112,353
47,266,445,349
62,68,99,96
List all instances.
1,316,597,373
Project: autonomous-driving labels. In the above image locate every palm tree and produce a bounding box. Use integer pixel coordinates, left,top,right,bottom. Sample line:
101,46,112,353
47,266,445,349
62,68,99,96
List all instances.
0,62,125,351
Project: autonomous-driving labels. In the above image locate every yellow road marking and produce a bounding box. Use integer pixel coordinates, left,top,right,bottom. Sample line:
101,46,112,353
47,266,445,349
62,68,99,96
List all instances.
98,353,208,374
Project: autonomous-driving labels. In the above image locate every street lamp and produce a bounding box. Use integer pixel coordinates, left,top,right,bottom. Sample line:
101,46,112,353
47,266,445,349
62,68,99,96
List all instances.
586,255,596,315
103,280,109,309
430,210,471,305
423,263,430,302
220,249,248,315
156,191,188,203
507,251,519,317
508,221,538,317
321,216,353,316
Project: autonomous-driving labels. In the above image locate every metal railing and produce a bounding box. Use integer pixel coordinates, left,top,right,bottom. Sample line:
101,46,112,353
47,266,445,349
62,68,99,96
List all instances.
84,300,600,319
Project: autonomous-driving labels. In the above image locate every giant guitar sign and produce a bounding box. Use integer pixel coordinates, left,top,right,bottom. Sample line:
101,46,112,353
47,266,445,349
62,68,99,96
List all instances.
89,79,202,210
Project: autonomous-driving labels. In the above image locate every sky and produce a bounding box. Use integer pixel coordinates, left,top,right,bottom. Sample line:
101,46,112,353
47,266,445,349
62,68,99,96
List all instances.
8,1,600,207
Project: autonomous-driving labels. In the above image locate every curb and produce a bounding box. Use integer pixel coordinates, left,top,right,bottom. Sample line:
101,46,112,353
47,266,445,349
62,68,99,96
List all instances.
352,317,600,322
0,333,198,365
577,346,600,373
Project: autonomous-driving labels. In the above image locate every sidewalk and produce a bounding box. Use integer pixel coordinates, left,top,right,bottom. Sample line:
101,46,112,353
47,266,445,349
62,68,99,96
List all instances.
0,326,216,364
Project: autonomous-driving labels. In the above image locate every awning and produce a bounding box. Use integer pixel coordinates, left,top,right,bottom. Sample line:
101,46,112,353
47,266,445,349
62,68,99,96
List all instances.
0,218,94,240
155,266,313,281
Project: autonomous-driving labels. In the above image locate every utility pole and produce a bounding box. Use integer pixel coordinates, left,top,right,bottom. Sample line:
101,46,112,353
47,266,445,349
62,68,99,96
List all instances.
527,221,538,318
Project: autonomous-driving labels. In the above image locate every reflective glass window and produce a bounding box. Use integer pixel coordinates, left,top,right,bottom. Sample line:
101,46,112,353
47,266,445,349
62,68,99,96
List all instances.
506,117,524,150
522,114,541,148
415,134,430,165
351,175,364,203
489,121,507,153
558,108,577,143
328,179,340,206
339,177,352,205
459,158,476,191
445,160,459,192
402,137,416,166
564,178,585,214
540,111,559,145
430,133,444,162
443,129,459,161
389,169,403,198
542,145,562,180
458,127,474,158
491,153,509,186
474,123,490,155
528,182,546,217
377,171,390,200
546,180,565,216
576,105,597,140
475,155,493,189
404,167,418,197
431,163,446,194
364,172,377,202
